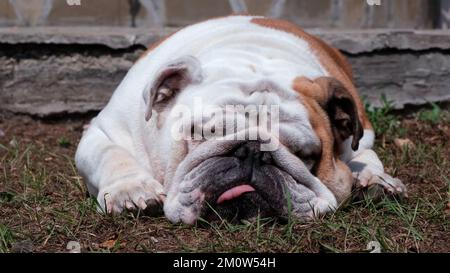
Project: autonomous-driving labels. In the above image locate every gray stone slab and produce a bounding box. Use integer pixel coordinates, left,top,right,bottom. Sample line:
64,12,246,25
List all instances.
1,27,449,116
0,27,175,49
312,29,450,54
350,53,450,108
1,27,450,53
0,52,142,115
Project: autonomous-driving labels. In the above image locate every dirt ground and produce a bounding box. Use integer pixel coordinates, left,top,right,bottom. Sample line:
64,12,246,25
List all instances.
0,107,449,253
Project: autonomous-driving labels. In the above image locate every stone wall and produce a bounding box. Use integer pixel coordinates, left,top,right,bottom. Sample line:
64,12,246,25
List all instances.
1,27,449,116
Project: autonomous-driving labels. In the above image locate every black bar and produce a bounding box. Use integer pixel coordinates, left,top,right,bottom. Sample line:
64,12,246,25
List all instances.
0,253,447,273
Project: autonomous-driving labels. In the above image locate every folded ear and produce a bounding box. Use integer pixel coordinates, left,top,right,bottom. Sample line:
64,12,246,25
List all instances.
313,77,364,151
144,56,203,121
294,76,363,151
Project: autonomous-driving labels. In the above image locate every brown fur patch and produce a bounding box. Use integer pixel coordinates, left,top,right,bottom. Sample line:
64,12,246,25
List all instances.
297,93,353,202
250,17,371,130
295,93,350,201
292,77,328,105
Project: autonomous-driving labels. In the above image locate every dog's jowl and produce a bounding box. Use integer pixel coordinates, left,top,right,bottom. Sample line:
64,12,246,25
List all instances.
75,15,407,225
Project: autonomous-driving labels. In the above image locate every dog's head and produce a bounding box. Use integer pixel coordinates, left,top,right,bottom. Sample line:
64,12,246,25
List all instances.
143,56,363,225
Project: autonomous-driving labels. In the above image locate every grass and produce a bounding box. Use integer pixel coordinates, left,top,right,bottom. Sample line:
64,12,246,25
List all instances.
0,224,15,253
365,94,402,137
416,103,445,124
0,104,449,253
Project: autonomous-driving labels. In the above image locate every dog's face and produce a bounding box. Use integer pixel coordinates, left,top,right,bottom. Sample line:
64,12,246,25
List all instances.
144,56,363,225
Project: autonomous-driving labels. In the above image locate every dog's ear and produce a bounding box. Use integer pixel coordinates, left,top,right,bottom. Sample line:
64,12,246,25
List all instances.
294,76,363,151
144,56,203,121
313,77,363,151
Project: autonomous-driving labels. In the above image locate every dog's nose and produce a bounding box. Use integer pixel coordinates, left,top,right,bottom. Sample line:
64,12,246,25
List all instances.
233,142,273,165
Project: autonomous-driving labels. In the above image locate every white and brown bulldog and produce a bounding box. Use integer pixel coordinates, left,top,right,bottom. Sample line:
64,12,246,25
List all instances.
75,16,407,225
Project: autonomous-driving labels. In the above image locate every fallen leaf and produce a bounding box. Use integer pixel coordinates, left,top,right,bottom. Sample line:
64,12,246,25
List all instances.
394,138,415,150
99,239,117,250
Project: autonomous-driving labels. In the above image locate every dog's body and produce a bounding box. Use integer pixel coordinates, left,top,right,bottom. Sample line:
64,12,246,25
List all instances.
75,16,406,224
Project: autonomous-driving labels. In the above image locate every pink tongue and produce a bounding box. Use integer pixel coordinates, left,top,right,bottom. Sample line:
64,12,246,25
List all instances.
217,185,256,204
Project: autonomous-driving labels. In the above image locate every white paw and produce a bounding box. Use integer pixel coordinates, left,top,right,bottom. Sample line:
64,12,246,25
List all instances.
354,170,408,200
97,173,165,215
164,183,206,225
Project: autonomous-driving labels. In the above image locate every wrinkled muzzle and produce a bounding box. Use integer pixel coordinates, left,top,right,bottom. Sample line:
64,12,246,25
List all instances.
163,139,337,225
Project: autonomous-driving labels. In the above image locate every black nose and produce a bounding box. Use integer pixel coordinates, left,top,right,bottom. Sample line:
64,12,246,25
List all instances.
233,142,273,165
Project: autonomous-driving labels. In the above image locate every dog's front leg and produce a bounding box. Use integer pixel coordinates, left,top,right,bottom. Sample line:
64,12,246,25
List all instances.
341,130,407,201
347,149,408,200
75,123,164,214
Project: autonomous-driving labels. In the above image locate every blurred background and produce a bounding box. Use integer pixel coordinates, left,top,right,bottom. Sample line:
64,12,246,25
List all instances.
0,0,449,29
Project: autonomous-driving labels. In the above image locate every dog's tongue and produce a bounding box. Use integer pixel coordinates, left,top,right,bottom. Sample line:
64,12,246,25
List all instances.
217,184,256,204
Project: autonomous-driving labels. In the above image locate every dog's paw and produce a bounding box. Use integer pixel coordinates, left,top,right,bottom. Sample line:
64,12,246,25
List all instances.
163,183,206,225
353,170,408,201
97,173,165,215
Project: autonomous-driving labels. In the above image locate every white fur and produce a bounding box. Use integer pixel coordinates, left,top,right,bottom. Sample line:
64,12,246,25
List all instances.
340,129,375,163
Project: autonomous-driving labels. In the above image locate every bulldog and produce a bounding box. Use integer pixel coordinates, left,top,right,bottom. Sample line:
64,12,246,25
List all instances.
75,15,407,225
